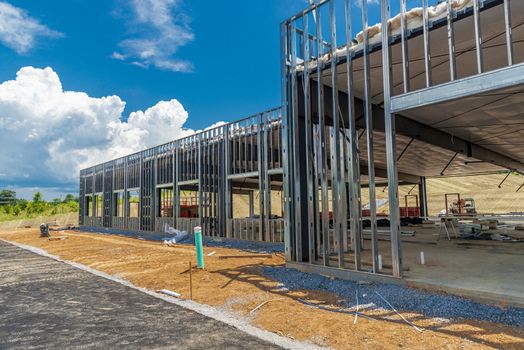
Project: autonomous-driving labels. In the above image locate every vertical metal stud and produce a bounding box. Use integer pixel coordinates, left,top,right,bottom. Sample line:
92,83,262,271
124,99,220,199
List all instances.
173,148,177,227
362,0,379,273
280,22,293,261
224,124,232,238
400,0,410,93
473,0,484,74
330,0,344,268
257,113,265,241
290,21,304,261
381,0,402,278
504,0,514,66
344,0,361,270
315,6,330,266
446,0,457,81
422,0,432,87
198,134,203,227
302,13,316,263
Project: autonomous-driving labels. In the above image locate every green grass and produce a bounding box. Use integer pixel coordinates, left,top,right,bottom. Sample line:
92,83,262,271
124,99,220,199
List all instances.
0,202,79,223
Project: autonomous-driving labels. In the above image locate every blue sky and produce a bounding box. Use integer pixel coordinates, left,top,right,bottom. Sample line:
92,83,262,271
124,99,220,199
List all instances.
0,0,392,199
0,0,316,129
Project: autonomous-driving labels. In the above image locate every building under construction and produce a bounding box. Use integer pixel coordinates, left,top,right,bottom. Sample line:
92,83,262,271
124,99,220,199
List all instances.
80,0,524,292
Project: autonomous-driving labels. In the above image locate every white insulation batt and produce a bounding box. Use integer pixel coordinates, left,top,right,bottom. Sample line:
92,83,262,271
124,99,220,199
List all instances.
298,0,474,69
355,0,474,46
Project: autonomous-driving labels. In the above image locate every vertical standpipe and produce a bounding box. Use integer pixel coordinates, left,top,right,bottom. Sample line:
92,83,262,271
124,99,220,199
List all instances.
194,226,204,269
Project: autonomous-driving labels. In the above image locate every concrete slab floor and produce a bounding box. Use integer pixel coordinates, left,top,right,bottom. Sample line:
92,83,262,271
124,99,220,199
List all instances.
401,226,524,307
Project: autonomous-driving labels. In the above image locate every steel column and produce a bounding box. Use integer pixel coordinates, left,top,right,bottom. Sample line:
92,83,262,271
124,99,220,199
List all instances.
381,0,402,278
280,22,293,261
419,176,428,218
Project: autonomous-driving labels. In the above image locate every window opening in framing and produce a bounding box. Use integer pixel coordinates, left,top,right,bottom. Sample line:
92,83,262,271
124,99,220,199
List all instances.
114,192,124,217
95,194,103,217
180,190,199,218
128,190,140,218
158,188,174,217
85,195,92,217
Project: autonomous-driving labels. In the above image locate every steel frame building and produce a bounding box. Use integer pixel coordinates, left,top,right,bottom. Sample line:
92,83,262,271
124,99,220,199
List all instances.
81,0,523,281
80,108,285,243
280,0,524,280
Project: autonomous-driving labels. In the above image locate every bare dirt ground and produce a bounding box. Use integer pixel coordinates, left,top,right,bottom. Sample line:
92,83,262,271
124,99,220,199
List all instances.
1,228,522,350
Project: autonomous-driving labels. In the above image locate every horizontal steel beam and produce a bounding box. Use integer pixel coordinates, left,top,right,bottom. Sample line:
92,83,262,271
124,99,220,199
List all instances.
231,181,283,191
177,179,198,186
267,168,284,175
371,113,524,175
227,171,259,180
391,63,524,113
306,80,524,175
361,163,420,184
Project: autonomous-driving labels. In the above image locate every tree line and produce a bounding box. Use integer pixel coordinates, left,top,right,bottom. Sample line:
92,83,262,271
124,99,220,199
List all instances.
0,190,79,221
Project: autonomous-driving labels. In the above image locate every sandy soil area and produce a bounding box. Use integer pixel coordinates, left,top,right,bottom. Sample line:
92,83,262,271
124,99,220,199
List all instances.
1,228,522,350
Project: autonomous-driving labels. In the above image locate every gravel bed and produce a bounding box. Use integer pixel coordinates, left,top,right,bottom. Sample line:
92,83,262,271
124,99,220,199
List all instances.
178,234,284,254
262,266,524,327
80,229,284,253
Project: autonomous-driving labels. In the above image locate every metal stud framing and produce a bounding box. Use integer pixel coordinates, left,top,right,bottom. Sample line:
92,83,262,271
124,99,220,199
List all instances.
80,108,284,243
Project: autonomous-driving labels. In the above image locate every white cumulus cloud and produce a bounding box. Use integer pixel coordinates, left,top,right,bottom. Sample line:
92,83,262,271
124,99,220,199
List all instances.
0,66,199,188
112,0,194,72
0,1,62,54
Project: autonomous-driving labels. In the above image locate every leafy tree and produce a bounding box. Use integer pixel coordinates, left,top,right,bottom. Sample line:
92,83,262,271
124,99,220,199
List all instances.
67,201,79,211
28,192,46,214
52,198,62,205
33,192,43,203
16,199,28,210
3,205,13,214
63,194,78,203
0,190,16,206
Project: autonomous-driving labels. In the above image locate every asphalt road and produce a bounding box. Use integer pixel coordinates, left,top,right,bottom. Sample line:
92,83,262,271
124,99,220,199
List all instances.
0,241,282,349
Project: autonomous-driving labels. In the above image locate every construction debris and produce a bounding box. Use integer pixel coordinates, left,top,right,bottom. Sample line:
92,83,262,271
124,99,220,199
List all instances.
459,230,520,242
159,289,181,298
374,291,424,333
48,236,68,241
249,299,283,314
163,225,189,244
39,224,50,238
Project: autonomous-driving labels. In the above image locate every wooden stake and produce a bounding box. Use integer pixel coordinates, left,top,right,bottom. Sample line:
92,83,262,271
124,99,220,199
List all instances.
189,261,193,300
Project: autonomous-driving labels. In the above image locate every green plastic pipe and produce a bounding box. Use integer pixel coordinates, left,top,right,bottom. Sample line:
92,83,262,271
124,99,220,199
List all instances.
194,226,204,269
